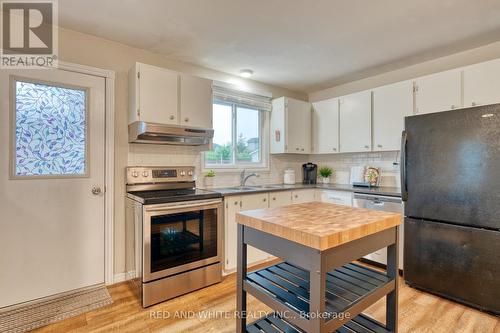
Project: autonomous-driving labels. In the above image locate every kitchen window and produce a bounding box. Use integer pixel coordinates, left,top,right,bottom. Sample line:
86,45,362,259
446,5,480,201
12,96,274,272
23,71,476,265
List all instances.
204,85,270,169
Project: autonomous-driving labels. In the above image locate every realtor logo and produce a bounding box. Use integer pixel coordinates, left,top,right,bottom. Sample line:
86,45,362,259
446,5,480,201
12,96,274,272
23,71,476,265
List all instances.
1,0,58,68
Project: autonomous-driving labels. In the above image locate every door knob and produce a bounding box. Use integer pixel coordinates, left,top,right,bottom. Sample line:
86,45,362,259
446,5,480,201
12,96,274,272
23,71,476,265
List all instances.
92,186,102,195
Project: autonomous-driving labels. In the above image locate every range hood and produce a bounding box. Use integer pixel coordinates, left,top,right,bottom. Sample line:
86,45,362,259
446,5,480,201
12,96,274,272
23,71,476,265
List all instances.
129,121,214,146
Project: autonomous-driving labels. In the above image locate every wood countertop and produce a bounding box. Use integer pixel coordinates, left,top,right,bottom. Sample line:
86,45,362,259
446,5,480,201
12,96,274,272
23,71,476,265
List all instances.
236,202,401,251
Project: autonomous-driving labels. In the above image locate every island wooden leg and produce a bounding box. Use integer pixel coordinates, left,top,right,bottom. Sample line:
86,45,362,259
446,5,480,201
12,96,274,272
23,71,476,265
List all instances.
236,224,247,333
309,254,326,333
386,226,399,333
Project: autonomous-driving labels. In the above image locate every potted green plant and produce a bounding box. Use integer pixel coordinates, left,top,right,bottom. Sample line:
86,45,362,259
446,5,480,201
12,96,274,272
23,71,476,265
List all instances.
318,166,333,184
204,170,216,188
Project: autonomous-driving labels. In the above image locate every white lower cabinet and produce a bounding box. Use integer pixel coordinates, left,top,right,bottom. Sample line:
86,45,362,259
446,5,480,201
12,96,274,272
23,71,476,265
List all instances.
316,190,352,206
224,193,270,272
291,189,316,204
269,191,292,208
240,193,271,265
363,222,404,270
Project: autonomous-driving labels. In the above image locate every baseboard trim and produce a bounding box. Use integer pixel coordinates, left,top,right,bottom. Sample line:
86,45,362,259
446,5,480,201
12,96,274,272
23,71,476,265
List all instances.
113,271,137,284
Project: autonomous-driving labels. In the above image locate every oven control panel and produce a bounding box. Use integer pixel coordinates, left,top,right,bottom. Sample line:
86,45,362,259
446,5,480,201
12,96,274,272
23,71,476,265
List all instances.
126,166,195,184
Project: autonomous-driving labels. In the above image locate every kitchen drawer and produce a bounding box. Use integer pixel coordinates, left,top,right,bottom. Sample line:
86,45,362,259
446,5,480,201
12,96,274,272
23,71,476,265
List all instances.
317,190,352,206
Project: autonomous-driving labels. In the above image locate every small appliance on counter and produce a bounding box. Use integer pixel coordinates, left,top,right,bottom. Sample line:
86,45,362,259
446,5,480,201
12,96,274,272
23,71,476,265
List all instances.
302,163,317,184
283,168,296,185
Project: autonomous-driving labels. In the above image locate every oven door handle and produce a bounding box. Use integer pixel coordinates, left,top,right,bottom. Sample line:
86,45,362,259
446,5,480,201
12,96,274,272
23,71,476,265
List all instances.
145,199,222,212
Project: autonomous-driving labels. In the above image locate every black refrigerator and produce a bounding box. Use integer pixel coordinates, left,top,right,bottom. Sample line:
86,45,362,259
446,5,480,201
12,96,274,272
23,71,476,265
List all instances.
401,104,500,315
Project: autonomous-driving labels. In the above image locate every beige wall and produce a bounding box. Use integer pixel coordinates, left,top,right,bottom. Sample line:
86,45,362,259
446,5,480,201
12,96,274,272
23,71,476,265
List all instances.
57,28,306,277
309,41,500,102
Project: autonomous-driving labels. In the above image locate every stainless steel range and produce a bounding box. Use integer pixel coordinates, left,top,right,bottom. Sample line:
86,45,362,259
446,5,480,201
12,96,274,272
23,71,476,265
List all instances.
125,166,222,307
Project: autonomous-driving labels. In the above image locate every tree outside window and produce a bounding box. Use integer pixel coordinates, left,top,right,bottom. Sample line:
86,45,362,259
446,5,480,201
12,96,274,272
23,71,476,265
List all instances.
205,101,263,167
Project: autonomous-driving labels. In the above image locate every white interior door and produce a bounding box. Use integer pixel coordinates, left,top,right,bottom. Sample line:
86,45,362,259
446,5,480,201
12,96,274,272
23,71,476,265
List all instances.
0,68,106,307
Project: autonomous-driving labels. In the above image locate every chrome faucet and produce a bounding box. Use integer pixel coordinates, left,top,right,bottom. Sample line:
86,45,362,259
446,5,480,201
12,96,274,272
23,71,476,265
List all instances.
240,169,258,187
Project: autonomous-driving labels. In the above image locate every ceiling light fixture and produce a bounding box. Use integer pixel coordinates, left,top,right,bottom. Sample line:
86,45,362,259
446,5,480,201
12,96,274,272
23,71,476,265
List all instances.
239,69,253,78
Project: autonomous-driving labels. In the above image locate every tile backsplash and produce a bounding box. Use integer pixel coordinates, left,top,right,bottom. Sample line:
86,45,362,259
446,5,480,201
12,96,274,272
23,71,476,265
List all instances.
309,151,401,187
128,144,308,188
128,145,400,188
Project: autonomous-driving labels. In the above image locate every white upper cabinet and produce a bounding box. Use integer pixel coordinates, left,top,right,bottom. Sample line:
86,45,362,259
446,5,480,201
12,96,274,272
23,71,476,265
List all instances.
271,97,311,154
339,91,372,153
129,63,213,128
463,59,500,107
415,69,462,114
372,80,414,151
179,74,213,128
129,62,179,124
312,98,339,154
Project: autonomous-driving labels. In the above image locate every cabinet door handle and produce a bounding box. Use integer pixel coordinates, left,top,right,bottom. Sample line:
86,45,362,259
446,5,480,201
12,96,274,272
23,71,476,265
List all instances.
332,147,337,151
272,197,276,201
234,201,239,205
263,198,267,202
170,115,175,120
296,148,300,151
377,144,383,148
294,195,298,198
184,117,189,122
364,145,370,149
451,105,456,109
301,148,304,151
472,102,477,106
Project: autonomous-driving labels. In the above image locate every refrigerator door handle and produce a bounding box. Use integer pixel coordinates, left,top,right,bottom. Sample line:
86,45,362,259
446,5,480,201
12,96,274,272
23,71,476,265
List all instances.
401,130,408,201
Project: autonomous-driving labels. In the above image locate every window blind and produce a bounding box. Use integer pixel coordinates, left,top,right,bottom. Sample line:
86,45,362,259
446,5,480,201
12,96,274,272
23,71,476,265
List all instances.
213,84,272,112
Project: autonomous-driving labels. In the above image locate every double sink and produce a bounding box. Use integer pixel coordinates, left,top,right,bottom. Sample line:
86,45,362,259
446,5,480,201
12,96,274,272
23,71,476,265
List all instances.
216,184,291,194
225,185,283,191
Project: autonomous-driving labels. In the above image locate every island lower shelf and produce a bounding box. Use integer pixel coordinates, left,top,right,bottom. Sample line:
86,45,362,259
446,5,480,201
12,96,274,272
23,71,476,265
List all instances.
244,261,394,332
247,313,390,333
236,202,401,333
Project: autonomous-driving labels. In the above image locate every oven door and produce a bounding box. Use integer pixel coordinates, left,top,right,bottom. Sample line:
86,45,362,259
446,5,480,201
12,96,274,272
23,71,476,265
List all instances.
143,199,222,282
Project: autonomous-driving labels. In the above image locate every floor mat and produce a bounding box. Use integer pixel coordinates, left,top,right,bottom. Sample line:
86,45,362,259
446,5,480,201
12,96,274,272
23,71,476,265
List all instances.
0,284,113,333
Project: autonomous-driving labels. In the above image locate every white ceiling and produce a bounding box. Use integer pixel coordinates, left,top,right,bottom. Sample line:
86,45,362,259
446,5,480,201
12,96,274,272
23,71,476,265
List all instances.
59,0,500,93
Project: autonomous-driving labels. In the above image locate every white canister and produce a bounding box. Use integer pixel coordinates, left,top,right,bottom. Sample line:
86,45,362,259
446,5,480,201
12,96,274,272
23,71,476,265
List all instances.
283,169,296,185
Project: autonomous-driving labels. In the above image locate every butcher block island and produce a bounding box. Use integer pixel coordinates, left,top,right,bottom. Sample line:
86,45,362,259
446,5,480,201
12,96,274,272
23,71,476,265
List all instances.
235,202,402,333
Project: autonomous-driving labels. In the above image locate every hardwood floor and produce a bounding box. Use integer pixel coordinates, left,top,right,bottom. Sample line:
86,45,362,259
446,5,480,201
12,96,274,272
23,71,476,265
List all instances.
32,268,499,333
